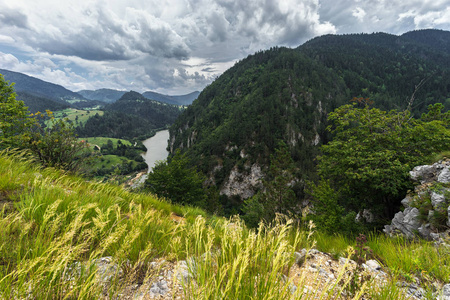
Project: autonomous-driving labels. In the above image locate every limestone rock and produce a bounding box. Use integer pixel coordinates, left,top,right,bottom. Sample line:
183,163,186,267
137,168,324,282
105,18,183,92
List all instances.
386,159,450,240
438,283,450,300
431,191,447,208
438,167,450,183
148,279,169,297
364,260,382,271
384,207,421,238
410,164,437,184
448,206,450,228
93,256,121,283
220,163,263,199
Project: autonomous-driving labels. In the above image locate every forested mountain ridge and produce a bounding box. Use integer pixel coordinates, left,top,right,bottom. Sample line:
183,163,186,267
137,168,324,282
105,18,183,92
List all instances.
107,91,182,127
78,88,200,105
169,29,450,211
77,88,127,103
0,68,85,101
142,91,200,105
76,91,183,140
299,30,450,113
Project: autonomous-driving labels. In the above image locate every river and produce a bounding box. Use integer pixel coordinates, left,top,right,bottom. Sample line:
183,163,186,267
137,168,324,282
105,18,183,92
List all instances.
136,129,170,186
142,129,170,172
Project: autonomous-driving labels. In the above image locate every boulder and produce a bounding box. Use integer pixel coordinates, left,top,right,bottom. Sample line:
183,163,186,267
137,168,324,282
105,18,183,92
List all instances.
410,164,437,184
448,205,450,228
384,207,421,239
431,192,447,209
385,160,450,240
439,283,450,300
438,167,450,183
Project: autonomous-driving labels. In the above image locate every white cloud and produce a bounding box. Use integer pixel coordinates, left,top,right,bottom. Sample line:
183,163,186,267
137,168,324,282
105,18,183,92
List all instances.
352,7,366,22
0,52,20,69
0,0,449,94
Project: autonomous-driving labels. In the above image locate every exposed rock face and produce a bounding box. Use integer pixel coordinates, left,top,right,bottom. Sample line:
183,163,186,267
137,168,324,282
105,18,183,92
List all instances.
384,159,450,240
439,283,450,300
220,164,263,199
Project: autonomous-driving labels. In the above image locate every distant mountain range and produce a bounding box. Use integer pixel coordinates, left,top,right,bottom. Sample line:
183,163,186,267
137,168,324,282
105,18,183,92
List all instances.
0,68,199,113
79,88,200,106
142,91,200,106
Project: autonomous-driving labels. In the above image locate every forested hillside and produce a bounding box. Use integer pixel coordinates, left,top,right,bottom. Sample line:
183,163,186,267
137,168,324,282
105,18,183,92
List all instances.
77,88,127,103
169,29,450,213
0,68,85,101
76,91,182,140
16,91,70,113
107,91,182,127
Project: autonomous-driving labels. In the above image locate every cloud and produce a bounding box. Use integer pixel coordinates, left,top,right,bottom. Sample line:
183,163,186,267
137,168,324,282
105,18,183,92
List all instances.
0,0,449,95
352,7,366,22
320,0,450,34
0,52,20,69
0,7,29,28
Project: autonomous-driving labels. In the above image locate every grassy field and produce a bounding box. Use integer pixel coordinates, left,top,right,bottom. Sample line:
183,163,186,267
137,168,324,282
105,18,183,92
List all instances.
0,150,449,299
51,108,104,126
90,154,137,169
80,137,132,149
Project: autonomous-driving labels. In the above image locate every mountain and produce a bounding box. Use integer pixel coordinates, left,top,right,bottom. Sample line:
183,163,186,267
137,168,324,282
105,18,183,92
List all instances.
77,88,127,103
142,91,200,106
0,69,85,102
77,88,200,106
15,91,70,113
106,91,182,128
169,29,450,213
77,91,183,140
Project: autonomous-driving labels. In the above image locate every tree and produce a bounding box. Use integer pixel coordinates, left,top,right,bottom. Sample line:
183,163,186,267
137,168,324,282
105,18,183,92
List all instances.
243,142,297,226
0,74,34,149
144,150,207,207
26,111,91,173
314,99,450,224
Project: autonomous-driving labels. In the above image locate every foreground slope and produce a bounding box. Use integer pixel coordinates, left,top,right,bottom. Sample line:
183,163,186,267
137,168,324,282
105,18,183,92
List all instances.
1,151,449,299
170,30,450,205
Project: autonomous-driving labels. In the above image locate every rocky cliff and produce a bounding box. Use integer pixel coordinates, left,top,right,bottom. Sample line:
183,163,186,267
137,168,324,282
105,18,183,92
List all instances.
384,159,450,242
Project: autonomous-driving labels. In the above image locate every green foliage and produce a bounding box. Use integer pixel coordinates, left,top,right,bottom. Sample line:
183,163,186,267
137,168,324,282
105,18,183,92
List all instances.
0,74,35,149
315,101,450,223
144,150,207,207
243,142,298,226
106,91,182,128
1,151,449,298
26,111,91,173
16,91,70,113
170,30,450,216
306,179,359,234
76,111,157,140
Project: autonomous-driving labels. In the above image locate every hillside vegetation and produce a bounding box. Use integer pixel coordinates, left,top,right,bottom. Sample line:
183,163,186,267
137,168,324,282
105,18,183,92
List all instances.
76,91,182,140
1,151,449,299
170,29,450,216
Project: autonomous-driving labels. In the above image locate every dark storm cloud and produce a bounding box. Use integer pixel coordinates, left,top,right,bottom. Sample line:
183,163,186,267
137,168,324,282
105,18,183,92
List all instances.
0,7,29,29
1,0,449,94
6,4,190,61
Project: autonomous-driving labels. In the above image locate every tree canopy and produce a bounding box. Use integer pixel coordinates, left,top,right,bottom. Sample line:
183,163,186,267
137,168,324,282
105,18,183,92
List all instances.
315,99,450,225
0,74,34,149
144,150,207,207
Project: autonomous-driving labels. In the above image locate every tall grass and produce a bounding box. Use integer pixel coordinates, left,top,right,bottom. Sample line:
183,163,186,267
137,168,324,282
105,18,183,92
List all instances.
368,234,450,283
1,150,449,299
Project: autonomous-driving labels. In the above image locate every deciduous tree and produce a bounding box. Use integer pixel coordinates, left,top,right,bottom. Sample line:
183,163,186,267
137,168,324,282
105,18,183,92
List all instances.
314,99,450,225
0,74,34,149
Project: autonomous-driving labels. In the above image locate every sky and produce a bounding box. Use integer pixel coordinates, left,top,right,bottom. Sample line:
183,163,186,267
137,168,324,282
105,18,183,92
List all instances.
0,0,450,95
